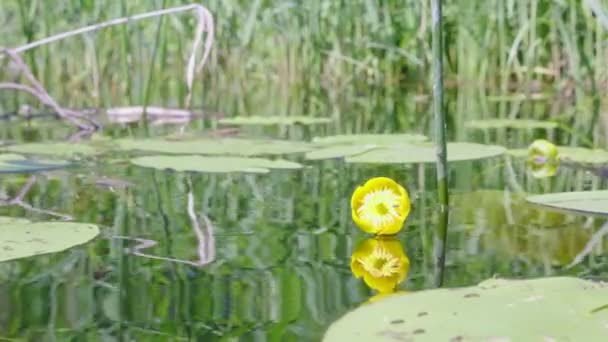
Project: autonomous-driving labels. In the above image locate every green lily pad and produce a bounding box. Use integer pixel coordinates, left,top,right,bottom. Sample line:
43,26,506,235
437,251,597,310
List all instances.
345,142,506,164
130,155,303,174
115,138,314,156
218,115,332,126
465,119,557,130
558,147,608,164
0,218,100,262
305,145,379,160
1,142,99,158
0,153,69,173
312,134,428,146
526,191,608,216
508,146,608,165
323,277,608,341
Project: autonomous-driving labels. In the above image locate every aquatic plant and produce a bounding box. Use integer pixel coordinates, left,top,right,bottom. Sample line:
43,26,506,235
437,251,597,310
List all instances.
527,139,560,178
350,237,410,294
351,177,410,235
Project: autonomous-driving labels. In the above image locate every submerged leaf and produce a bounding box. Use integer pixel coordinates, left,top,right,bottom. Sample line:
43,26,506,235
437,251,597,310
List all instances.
0,153,69,173
324,277,608,341
526,191,608,216
0,218,100,262
130,155,303,174
1,142,99,158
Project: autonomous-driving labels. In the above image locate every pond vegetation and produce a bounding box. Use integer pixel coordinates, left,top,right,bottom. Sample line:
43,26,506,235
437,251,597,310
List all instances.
1,0,608,341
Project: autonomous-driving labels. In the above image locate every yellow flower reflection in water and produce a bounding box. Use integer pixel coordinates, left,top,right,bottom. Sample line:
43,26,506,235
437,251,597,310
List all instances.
527,139,560,178
351,177,410,235
350,237,410,294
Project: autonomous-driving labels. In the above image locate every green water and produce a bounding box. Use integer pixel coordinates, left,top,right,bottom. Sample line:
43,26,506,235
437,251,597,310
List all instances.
0,119,606,341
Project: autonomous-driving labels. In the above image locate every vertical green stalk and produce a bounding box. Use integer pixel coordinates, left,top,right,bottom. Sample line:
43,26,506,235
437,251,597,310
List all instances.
141,0,169,134
431,0,449,287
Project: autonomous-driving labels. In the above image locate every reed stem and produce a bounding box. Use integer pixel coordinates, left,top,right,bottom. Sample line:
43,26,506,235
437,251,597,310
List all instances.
431,0,449,287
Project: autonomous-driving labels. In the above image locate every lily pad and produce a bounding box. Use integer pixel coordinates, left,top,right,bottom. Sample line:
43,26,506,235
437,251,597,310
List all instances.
305,145,379,160
312,134,428,146
0,153,69,173
323,277,608,341
0,218,100,262
1,142,99,158
115,138,314,156
526,191,608,216
345,142,506,164
130,155,303,174
465,119,557,130
218,115,332,126
508,146,608,165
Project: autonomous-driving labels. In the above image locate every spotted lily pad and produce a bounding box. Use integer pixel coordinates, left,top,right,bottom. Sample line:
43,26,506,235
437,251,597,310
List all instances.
526,191,608,216
323,277,608,341
115,138,314,156
218,115,332,126
0,218,100,262
130,155,303,174
345,142,506,164
465,119,557,130
1,142,99,158
0,153,69,173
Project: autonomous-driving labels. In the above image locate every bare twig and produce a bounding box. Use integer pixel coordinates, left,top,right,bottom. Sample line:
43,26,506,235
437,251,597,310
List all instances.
4,3,214,108
0,3,214,129
0,175,73,220
9,175,37,204
566,221,608,269
114,183,216,267
0,50,100,130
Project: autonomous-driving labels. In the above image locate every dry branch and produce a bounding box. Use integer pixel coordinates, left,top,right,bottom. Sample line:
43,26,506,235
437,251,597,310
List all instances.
0,3,214,130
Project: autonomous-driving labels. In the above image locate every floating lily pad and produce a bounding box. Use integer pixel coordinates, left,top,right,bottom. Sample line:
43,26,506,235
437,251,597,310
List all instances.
0,153,69,173
323,277,608,341
0,218,100,262
312,134,428,146
345,142,506,164
1,142,99,158
558,147,608,164
218,115,332,126
130,155,303,174
305,145,379,160
115,138,314,156
465,119,557,130
526,191,608,216
508,146,608,165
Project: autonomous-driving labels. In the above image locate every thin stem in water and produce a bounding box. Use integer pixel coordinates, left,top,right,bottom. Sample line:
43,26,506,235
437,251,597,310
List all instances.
431,0,449,287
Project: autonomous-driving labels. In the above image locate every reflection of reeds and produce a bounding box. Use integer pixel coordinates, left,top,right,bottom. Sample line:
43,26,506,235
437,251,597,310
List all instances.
114,179,215,267
0,175,73,220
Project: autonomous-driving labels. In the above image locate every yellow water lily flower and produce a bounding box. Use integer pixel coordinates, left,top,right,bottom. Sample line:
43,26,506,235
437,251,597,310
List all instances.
350,237,410,293
527,139,560,178
351,177,410,235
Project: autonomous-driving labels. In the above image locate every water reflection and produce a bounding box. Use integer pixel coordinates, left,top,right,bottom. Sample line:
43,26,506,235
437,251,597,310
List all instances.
350,237,410,294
